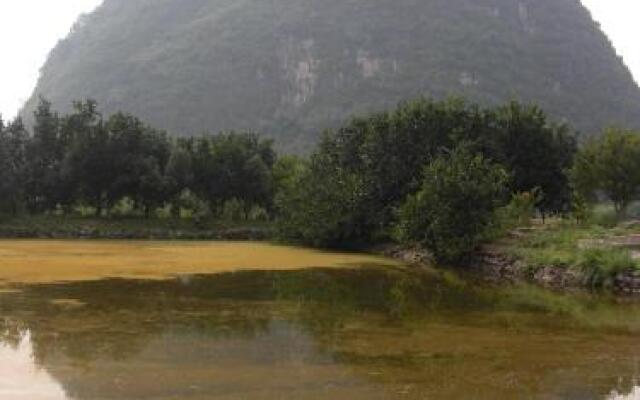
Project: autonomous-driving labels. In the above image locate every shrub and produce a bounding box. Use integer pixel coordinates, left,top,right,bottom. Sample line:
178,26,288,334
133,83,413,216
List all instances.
576,247,637,289
395,146,509,265
495,189,543,233
275,154,368,247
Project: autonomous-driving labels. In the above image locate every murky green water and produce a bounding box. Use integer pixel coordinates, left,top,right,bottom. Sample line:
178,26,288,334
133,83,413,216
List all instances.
2,244,640,399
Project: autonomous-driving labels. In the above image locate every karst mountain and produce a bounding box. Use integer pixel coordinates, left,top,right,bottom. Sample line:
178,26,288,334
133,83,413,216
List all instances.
22,0,640,151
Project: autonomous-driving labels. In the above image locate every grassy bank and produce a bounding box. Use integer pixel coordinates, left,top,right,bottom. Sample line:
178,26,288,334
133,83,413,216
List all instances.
0,215,275,240
493,219,640,288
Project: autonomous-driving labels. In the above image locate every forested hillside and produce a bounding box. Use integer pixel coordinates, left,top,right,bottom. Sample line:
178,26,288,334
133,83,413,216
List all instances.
22,0,640,151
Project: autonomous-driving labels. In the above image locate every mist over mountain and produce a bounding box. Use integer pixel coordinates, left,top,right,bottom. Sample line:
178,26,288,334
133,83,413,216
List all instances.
22,0,640,151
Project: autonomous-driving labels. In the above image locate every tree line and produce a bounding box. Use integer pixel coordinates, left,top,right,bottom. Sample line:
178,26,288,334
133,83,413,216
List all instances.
0,98,278,218
276,99,577,260
2,96,638,265
275,98,640,264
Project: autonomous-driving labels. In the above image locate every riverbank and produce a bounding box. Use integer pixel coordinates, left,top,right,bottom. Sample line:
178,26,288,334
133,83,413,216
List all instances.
380,221,640,297
0,215,275,240
5,215,640,296
483,221,640,294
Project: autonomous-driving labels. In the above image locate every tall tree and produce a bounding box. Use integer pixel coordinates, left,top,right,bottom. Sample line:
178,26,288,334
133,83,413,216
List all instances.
0,118,28,215
572,128,640,217
277,98,576,247
485,102,576,216
24,98,63,212
62,103,110,215
395,146,509,264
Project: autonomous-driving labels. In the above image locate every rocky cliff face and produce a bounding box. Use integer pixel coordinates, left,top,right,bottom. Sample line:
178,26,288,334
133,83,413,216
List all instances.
22,0,640,152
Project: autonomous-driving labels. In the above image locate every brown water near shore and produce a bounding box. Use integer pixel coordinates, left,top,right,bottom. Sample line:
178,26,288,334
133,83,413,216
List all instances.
1,241,640,399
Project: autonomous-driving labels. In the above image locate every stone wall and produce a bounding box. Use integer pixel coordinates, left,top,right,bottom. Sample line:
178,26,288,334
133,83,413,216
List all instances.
614,270,640,295
474,249,640,297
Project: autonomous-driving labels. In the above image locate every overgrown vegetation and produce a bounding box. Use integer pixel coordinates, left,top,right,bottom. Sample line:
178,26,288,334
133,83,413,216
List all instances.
277,98,576,263
502,220,640,288
394,146,509,264
0,214,273,240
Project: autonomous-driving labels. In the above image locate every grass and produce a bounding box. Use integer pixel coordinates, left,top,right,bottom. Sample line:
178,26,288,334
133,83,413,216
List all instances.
500,218,640,288
577,247,637,288
0,214,275,240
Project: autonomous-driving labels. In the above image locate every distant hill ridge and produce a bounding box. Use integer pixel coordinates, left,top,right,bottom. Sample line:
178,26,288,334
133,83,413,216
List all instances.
22,0,640,151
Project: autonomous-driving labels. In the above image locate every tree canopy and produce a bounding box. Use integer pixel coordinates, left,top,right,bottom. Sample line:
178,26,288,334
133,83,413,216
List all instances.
572,128,640,217
276,98,577,248
395,146,509,264
0,99,277,219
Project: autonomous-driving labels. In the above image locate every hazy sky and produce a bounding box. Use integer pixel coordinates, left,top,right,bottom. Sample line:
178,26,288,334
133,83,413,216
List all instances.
0,1,639,119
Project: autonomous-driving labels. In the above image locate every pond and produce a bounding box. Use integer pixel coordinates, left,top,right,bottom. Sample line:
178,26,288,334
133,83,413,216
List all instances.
1,240,640,399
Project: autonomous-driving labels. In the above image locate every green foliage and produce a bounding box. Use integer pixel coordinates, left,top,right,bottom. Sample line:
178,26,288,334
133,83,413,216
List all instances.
576,248,636,289
486,103,576,215
497,190,543,230
24,98,65,212
277,98,576,250
0,214,273,239
0,99,278,220
21,0,640,152
0,118,28,215
276,152,368,247
394,146,509,264
189,132,276,215
570,191,590,225
272,155,306,197
505,223,640,289
572,128,640,218
589,204,620,228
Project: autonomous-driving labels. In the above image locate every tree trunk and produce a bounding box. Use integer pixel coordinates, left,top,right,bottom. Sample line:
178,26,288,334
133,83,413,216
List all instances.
615,201,628,220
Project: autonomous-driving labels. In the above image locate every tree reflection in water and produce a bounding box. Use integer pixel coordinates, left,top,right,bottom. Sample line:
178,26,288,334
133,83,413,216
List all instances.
1,266,640,399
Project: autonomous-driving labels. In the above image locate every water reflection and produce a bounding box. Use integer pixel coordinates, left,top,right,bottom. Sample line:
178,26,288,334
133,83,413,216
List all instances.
609,386,640,400
0,332,67,400
1,266,640,399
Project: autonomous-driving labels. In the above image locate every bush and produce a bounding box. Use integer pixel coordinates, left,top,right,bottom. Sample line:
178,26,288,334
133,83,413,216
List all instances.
221,199,246,221
572,128,640,218
394,146,509,265
275,154,368,248
576,247,637,289
496,189,542,231
589,204,619,228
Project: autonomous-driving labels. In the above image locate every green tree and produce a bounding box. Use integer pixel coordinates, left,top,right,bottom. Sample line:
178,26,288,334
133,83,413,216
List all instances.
105,113,172,215
24,98,63,212
165,144,194,217
273,155,306,199
278,98,575,248
276,151,368,248
190,132,275,215
572,128,640,217
62,101,110,215
395,146,509,264
239,154,273,215
0,118,28,215
137,158,171,218
484,102,576,216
